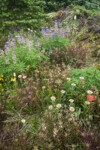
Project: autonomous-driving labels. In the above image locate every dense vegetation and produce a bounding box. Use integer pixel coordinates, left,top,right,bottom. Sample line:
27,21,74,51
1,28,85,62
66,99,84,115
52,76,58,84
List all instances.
0,0,100,48
0,0,100,150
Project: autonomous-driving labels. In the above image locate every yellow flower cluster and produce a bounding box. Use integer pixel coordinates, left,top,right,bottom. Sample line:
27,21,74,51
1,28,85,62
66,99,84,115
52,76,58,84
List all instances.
11,77,16,82
0,77,4,81
98,45,100,48
11,72,17,82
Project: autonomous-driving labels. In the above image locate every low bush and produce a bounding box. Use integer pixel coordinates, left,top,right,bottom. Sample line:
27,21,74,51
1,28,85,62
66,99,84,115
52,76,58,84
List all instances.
41,35,71,52
49,42,91,67
0,44,46,76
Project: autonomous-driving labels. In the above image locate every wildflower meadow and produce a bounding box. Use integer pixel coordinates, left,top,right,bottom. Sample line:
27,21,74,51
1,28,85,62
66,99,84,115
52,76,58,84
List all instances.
0,1,100,150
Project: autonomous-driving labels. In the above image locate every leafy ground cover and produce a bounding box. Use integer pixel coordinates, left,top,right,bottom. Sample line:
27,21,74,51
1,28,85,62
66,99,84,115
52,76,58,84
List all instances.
0,6,100,150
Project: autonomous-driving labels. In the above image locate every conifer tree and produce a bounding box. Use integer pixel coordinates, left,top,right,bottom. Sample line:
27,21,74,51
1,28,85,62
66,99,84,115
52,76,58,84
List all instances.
0,0,46,31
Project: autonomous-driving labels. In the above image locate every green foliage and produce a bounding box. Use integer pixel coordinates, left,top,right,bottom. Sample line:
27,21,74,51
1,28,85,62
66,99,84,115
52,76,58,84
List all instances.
71,67,100,89
62,66,100,123
0,60,100,149
73,5,100,17
85,0,100,10
41,35,71,51
46,42,91,67
45,0,100,11
0,45,46,76
0,1,100,149
0,0,46,48
0,0,46,27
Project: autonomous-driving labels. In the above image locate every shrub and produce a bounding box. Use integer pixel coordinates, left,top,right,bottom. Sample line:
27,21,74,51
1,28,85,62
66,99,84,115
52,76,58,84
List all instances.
41,35,71,52
0,44,46,76
49,42,91,67
6,63,67,114
0,101,86,150
32,109,85,150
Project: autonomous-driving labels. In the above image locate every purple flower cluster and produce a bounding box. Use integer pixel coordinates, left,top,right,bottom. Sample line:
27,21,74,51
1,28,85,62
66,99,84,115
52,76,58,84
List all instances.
4,39,16,53
40,20,70,38
3,20,70,51
4,35,33,52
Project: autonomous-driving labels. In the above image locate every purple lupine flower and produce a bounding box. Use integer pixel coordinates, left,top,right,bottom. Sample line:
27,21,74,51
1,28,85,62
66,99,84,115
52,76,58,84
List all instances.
45,33,49,38
34,37,39,41
41,27,45,35
6,41,10,44
45,26,49,31
59,29,64,36
16,36,26,44
58,23,62,28
52,32,57,38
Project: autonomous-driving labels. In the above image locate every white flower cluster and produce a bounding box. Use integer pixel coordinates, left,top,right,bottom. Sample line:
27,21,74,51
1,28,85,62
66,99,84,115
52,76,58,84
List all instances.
18,74,27,79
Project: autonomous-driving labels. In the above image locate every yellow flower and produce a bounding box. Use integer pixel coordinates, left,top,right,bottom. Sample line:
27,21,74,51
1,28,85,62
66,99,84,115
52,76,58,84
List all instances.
69,106,75,112
51,96,56,102
98,45,100,48
1,89,4,92
0,77,4,81
11,77,16,82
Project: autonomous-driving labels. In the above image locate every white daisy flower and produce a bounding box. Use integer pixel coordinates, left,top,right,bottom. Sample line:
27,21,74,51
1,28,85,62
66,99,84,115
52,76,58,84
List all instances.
71,83,76,87
13,72,16,77
56,104,62,109
87,90,93,95
79,76,84,80
48,105,53,110
51,96,56,102
18,75,22,78
23,75,27,79
21,119,26,124
85,101,90,105
61,90,65,94
69,106,75,112
66,77,71,81
69,99,74,103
